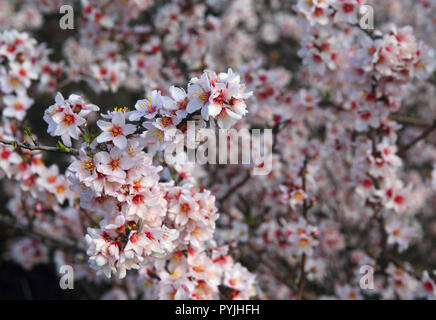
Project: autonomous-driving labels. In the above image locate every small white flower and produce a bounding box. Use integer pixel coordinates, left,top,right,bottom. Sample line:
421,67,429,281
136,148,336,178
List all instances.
2,93,34,121
97,112,136,149
51,104,86,147
95,147,135,183
129,90,162,121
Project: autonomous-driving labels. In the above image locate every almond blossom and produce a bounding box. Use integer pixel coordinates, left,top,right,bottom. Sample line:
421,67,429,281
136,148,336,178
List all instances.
96,112,136,149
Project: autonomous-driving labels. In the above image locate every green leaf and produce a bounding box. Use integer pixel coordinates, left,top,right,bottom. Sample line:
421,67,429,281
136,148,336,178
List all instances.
245,216,254,225
82,132,90,143
24,127,36,144
84,128,98,143
56,140,70,152
24,127,33,138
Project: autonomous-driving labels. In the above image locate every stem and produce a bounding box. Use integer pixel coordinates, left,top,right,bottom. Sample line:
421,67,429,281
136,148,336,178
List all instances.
0,138,79,155
351,23,383,40
218,171,251,202
297,253,307,300
398,120,436,156
297,157,309,300
389,115,434,128
376,212,388,273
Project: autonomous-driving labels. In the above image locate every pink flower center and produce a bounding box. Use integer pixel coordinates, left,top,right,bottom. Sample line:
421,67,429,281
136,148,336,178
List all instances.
313,54,322,63
18,68,27,77
180,203,190,213
1,149,11,159
314,7,324,17
424,281,434,292
360,111,371,120
213,92,226,105
342,3,354,13
394,195,404,205
100,67,108,75
132,194,144,205
161,116,173,127
109,158,121,170
63,113,76,125
177,98,188,110
14,103,23,110
110,124,123,137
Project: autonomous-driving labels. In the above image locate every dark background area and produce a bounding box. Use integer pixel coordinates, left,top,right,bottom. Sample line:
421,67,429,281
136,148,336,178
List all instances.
0,260,78,299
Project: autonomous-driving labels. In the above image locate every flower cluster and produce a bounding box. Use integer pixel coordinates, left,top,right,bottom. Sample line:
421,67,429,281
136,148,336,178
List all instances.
42,68,255,297
44,93,99,147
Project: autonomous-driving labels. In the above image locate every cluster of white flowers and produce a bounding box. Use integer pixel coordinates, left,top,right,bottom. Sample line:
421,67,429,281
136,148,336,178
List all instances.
0,30,38,120
128,69,252,132
255,217,320,259
157,247,255,299
0,1,43,32
296,0,363,27
7,238,49,271
44,93,100,147
42,69,256,297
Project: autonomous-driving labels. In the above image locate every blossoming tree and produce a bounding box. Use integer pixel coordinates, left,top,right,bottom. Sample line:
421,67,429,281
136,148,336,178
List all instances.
1,0,436,300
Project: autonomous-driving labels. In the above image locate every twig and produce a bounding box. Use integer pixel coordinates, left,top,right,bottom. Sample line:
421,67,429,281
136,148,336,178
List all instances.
297,157,309,300
272,119,292,154
0,215,86,253
375,211,388,274
218,171,251,202
0,138,79,155
245,243,298,292
389,115,434,128
297,253,307,300
20,278,33,300
398,120,436,156
351,23,383,41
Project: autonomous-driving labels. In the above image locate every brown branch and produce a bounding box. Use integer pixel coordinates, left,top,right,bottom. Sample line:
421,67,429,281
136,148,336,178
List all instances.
297,253,307,300
389,115,434,128
297,157,309,300
398,120,436,156
0,138,79,155
376,214,388,271
351,23,383,41
272,119,293,154
218,171,251,202
0,215,86,254
245,243,298,293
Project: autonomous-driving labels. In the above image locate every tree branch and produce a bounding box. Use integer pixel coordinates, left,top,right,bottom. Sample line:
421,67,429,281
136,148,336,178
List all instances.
398,120,436,156
297,157,309,300
218,171,251,202
389,115,434,128
0,138,79,155
297,253,307,300
0,215,86,254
